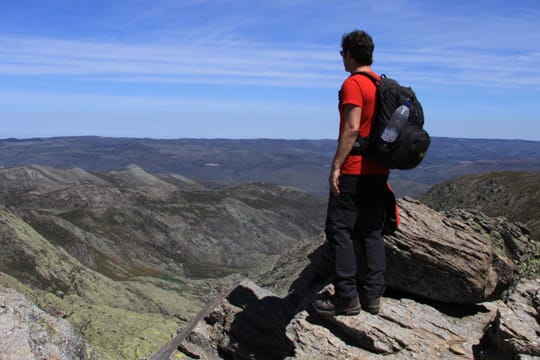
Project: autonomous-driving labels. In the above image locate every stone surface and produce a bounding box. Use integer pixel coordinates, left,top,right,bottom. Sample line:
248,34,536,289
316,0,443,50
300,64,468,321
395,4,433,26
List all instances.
171,278,540,360
384,198,515,303
0,284,99,360
173,280,500,359
489,279,540,358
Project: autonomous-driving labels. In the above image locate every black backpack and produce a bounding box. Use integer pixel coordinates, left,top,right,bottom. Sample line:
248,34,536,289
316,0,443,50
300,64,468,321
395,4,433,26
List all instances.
350,72,430,170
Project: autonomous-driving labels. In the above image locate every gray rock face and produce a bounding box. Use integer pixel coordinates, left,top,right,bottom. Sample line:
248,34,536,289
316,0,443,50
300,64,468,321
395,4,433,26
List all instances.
489,279,540,357
171,279,499,359
384,198,514,303
308,198,518,304
0,285,99,360
170,277,540,360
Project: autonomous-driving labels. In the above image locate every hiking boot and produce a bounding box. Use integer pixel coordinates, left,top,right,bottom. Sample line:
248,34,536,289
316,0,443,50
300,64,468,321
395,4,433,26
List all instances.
312,294,361,316
360,295,381,314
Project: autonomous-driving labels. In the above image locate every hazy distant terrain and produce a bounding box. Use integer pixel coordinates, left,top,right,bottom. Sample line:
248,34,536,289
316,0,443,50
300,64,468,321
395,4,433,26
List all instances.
1,136,539,197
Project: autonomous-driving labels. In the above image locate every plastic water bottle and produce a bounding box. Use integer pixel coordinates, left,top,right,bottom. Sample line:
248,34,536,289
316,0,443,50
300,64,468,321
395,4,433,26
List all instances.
380,99,411,143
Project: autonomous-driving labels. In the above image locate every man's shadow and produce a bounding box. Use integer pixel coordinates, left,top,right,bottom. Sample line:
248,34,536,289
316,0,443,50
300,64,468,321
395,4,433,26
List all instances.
219,244,332,359
221,285,296,359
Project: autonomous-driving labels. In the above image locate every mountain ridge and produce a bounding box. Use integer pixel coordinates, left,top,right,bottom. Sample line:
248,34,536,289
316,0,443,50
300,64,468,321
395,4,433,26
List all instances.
421,171,540,243
0,165,325,279
1,136,539,197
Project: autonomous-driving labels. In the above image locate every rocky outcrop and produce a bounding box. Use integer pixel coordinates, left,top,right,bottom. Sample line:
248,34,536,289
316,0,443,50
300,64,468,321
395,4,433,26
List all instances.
488,279,540,357
159,198,539,360
0,285,99,360
384,198,514,303
308,198,516,304
172,280,500,359
169,275,539,360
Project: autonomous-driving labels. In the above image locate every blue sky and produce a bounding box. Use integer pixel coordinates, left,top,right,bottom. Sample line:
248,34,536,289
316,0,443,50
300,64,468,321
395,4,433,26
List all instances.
1,0,539,140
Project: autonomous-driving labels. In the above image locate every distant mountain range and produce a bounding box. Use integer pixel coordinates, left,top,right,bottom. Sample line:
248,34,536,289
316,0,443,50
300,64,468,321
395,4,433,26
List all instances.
1,136,539,198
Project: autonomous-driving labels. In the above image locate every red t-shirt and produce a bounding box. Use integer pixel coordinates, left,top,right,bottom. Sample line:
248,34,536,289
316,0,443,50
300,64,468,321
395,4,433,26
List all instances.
338,72,390,175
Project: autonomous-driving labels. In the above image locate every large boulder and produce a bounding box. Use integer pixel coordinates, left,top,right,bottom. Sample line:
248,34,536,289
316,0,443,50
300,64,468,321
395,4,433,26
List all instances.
384,198,515,303
308,198,518,304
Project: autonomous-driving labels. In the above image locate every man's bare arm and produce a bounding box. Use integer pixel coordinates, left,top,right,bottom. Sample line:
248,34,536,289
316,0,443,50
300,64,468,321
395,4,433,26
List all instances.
329,104,362,194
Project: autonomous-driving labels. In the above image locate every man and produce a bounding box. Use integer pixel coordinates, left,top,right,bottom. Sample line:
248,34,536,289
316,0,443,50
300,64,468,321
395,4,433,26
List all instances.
313,30,389,316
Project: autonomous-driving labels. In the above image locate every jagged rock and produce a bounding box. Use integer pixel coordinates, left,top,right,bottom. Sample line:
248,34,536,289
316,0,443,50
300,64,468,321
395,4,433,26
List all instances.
488,279,540,358
169,276,540,360
172,280,499,359
384,198,515,303
0,285,99,360
286,294,497,359
179,280,298,360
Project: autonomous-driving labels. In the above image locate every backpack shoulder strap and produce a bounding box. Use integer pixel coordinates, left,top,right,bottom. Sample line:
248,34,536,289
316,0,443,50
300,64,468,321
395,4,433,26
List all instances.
351,71,383,86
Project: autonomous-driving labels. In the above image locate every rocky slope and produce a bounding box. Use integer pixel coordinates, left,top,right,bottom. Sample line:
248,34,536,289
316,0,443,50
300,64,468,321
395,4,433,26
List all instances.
0,203,203,359
166,198,540,360
421,171,540,239
0,285,99,360
0,165,325,359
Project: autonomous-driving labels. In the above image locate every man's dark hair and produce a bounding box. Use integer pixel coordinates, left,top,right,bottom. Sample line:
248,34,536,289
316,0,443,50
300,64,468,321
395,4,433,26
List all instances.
341,30,374,65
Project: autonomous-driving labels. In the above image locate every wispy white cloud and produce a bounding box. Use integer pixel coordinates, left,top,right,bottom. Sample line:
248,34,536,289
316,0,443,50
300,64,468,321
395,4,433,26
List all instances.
2,31,539,90
1,0,539,89
0,36,341,87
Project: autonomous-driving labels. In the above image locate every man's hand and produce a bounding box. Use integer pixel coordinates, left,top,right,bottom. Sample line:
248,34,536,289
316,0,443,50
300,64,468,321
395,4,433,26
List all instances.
329,168,341,195
329,104,361,196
